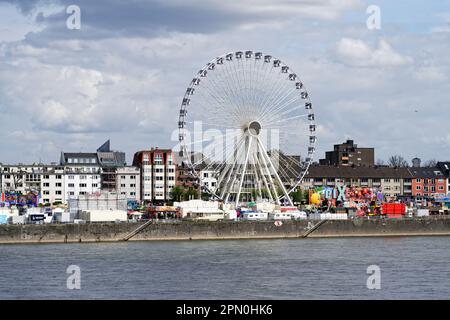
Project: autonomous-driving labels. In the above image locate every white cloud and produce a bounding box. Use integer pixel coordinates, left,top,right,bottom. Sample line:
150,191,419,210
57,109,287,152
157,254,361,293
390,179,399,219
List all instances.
334,38,413,67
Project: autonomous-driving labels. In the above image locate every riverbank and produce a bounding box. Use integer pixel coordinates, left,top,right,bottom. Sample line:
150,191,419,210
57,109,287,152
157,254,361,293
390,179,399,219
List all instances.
1,217,450,244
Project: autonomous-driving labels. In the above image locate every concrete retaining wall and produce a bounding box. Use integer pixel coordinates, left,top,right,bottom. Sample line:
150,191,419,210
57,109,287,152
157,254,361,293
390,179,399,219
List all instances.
1,218,450,244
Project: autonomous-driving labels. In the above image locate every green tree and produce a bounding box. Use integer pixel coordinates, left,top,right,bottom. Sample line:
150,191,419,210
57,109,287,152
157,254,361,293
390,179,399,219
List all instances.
185,187,199,200
170,186,184,202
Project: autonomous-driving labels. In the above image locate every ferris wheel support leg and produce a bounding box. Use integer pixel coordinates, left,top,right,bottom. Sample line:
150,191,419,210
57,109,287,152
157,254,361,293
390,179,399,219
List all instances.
224,137,247,204
257,140,280,205
253,153,274,202
235,136,253,208
257,137,294,206
251,153,263,201
219,137,244,200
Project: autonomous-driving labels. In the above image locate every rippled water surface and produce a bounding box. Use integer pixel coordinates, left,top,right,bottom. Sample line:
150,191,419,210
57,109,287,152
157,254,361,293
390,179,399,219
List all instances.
1,237,449,299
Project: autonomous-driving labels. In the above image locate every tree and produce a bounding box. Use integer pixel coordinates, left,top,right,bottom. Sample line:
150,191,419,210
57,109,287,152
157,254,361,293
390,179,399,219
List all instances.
170,186,184,202
292,188,303,204
185,187,198,200
388,155,409,168
375,159,386,166
423,159,438,167
250,189,260,200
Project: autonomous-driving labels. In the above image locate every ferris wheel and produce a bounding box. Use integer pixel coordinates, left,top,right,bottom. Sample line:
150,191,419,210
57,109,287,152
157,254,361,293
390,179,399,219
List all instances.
178,50,316,207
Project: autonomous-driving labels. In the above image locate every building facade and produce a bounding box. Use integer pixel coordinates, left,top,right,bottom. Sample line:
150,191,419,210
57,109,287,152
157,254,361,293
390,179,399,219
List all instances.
319,139,374,167
410,167,447,198
301,165,413,201
133,148,176,204
116,166,140,201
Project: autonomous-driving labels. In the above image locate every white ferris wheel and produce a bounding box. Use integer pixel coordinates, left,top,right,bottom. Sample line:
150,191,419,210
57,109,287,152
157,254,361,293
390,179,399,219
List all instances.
178,50,316,207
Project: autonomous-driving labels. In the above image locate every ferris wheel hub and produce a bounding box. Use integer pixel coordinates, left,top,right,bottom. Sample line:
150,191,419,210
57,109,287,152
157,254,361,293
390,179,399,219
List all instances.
245,120,262,137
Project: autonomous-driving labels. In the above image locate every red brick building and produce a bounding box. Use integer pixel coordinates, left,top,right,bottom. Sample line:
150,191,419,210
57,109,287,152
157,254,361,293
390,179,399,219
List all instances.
410,167,447,198
132,148,176,204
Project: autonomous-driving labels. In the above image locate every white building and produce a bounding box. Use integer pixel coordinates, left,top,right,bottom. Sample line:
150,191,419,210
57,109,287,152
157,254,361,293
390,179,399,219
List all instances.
61,153,102,201
200,169,218,193
116,166,141,201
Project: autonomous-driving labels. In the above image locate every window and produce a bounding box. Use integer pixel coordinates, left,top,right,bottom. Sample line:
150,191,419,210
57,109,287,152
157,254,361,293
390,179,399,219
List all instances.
416,178,421,183
121,184,126,188
130,192,135,196
154,154,163,165
56,175,62,179
56,183,62,187
168,176,175,181
56,191,62,195
68,183,75,188
92,184,98,188
69,192,75,196
80,175,87,180
203,172,209,178
416,186,421,190
130,176,136,179
43,191,50,195
79,183,87,188
156,176,163,181
43,183,50,187
68,175,74,180
44,175,50,179
130,184,136,188
121,176,126,179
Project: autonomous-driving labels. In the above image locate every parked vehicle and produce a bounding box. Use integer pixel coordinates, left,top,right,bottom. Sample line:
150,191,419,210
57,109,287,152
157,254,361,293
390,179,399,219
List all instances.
241,211,268,221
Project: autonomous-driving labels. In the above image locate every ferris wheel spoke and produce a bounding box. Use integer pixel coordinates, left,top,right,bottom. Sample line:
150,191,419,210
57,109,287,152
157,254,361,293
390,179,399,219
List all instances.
259,88,300,121
227,59,249,117
204,66,246,121
195,82,243,125
258,70,290,117
265,114,309,127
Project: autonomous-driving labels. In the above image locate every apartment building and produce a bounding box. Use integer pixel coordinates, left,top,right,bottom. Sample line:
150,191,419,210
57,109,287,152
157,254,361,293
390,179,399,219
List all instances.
0,164,66,204
60,152,102,201
301,165,413,200
437,162,450,195
410,167,447,198
133,148,176,204
116,166,140,201
319,139,375,167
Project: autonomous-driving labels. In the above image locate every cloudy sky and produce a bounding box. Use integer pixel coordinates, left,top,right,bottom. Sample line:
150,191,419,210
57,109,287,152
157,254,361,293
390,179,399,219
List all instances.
0,0,449,165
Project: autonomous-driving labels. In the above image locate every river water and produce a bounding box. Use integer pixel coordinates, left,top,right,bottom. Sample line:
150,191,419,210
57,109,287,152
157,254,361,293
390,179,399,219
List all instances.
0,236,449,299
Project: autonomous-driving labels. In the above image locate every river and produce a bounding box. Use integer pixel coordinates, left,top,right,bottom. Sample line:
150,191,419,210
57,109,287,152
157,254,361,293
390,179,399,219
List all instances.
0,236,449,299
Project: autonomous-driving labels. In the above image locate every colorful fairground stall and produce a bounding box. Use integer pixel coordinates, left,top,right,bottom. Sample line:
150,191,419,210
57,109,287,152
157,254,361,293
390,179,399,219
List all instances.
309,185,386,218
